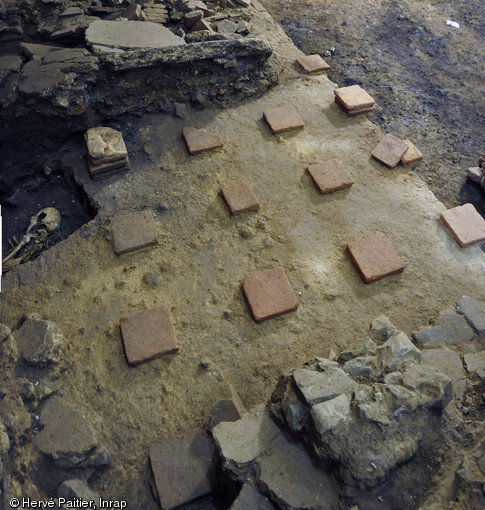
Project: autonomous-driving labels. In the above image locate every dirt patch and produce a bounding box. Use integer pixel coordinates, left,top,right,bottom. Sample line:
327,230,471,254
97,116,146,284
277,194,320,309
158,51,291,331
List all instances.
260,0,485,214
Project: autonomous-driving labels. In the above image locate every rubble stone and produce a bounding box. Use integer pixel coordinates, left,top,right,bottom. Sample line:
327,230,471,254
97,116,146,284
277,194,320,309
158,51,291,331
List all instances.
376,331,422,372
457,295,485,335
370,314,397,342
343,356,378,379
57,480,97,502
311,393,352,434
414,309,474,348
230,484,274,510
402,364,452,409
16,318,63,367
208,398,241,431
338,338,377,363
464,352,485,380
0,324,11,342
212,404,280,480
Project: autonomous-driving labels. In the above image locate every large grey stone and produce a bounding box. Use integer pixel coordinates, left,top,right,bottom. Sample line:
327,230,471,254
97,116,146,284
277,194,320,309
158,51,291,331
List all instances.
208,398,241,431
343,356,378,379
414,309,474,348
402,365,452,409
212,404,280,480
458,296,485,335
464,352,485,380
230,484,274,510
57,479,97,502
257,434,339,510
85,20,186,50
0,55,22,85
311,394,352,435
376,331,421,372
338,339,377,363
280,388,308,432
15,318,63,367
421,348,466,402
34,397,98,468
293,367,357,405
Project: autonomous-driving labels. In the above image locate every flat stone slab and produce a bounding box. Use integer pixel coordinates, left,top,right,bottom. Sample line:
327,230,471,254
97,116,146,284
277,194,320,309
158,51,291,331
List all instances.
371,134,409,168
242,267,297,323
296,54,330,73
182,126,223,155
34,397,97,468
257,434,338,510
307,159,354,194
149,429,216,510
120,306,179,366
464,352,485,380
263,105,304,134
440,203,485,247
212,404,281,477
414,309,474,349
111,209,158,255
16,318,63,367
346,232,405,283
401,139,423,167
230,484,274,510
293,367,357,405
221,182,260,215
208,399,242,432
458,296,485,335
85,20,186,50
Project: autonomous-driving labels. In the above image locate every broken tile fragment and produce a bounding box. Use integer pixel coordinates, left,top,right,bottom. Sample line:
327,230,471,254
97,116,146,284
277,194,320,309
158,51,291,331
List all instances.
401,139,423,167
263,105,304,135
120,306,179,366
242,267,297,323
85,126,130,179
307,159,354,194
440,203,485,247
346,232,405,283
334,85,375,116
111,209,158,255
296,54,330,74
371,134,409,168
182,126,223,155
220,182,260,216
149,429,216,510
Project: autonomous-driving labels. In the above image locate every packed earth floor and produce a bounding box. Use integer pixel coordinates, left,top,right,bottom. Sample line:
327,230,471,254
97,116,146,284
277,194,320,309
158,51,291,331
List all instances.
0,0,485,509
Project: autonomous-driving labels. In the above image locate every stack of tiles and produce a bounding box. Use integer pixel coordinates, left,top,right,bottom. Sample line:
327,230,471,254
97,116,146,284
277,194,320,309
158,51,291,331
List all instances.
334,85,375,116
85,127,131,179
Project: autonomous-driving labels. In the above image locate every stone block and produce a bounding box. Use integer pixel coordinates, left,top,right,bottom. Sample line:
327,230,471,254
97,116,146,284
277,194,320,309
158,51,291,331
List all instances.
402,365,452,409
458,296,485,335
307,159,354,194
242,267,297,323
149,429,216,510
296,54,330,73
120,306,179,366
182,126,223,154
263,105,304,134
371,134,409,168
440,203,485,247
376,331,422,372
311,394,352,435
111,210,158,255
220,182,260,216
346,232,404,283
464,352,485,380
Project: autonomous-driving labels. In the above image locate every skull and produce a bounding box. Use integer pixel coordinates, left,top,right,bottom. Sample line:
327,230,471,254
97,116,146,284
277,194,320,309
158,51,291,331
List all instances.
27,207,61,234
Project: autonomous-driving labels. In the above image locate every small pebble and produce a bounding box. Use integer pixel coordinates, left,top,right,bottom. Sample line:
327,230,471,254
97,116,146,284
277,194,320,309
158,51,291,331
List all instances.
144,272,162,287
200,360,210,369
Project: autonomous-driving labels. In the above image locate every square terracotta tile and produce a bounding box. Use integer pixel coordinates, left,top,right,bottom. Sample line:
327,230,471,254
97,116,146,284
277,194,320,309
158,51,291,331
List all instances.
242,267,297,323
371,134,409,168
220,182,260,216
120,306,179,366
334,85,375,110
307,159,354,194
149,429,216,510
346,232,405,283
182,127,223,155
401,139,423,167
296,54,330,73
440,204,485,247
263,105,304,134
334,95,374,116
111,210,158,255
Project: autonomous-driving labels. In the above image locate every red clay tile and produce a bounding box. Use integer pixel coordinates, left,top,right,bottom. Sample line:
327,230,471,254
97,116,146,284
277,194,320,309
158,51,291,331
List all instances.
263,105,304,134
371,134,409,168
242,267,297,323
220,182,260,215
120,306,179,366
401,139,423,167
296,54,330,73
149,429,216,510
440,204,485,247
111,210,158,255
334,85,375,110
334,95,374,116
346,232,404,283
182,127,223,155
307,159,354,194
